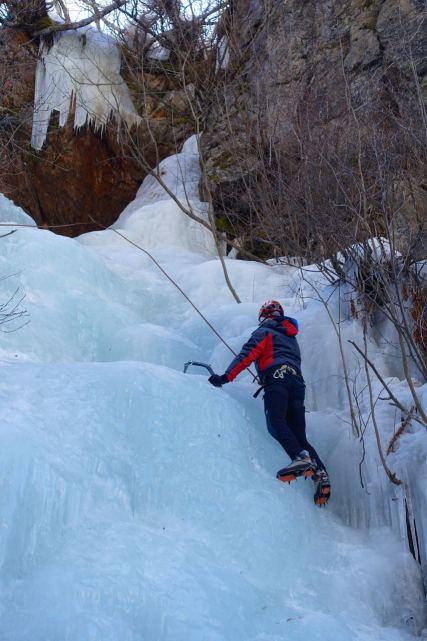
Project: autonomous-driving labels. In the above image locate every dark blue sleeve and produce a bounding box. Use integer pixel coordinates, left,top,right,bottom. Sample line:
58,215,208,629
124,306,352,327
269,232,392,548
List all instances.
224,327,267,381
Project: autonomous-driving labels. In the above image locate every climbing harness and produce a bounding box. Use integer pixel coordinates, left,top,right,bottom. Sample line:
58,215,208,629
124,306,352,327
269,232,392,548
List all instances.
253,364,300,398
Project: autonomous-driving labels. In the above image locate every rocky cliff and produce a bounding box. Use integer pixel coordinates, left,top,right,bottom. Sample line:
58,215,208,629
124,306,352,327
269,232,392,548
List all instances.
200,0,426,259
0,1,425,248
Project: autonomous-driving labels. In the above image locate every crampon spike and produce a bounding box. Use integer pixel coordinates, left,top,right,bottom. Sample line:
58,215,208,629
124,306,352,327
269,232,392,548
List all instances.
277,472,297,484
314,481,331,507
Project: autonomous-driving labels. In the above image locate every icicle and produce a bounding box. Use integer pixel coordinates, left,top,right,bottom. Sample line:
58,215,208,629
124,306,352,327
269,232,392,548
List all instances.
31,28,141,150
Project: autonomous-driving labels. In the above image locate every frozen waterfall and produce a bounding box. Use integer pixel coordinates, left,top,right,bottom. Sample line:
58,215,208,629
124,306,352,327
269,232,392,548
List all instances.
0,138,425,640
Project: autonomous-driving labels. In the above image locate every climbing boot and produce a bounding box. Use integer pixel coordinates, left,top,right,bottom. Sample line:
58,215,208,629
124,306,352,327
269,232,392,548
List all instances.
277,453,316,484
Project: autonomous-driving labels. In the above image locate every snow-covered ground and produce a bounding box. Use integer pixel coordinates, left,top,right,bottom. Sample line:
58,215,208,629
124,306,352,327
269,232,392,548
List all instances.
0,138,425,640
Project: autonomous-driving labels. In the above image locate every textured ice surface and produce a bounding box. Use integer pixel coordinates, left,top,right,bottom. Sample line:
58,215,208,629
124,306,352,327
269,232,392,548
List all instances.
0,141,425,640
0,362,423,641
31,28,140,150
0,193,36,226
111,136,212,253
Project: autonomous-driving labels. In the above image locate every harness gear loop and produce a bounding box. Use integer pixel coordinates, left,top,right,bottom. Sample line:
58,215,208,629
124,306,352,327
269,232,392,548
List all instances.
272,364,298,379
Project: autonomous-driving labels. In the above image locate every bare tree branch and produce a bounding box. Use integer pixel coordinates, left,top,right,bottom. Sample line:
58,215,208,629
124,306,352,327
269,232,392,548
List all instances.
53,0,71,22
362,326,402,485
34,0,128,37
348,339,425,427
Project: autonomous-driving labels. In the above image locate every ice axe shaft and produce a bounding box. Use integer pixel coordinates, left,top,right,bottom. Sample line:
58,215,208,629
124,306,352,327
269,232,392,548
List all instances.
183,361,215,376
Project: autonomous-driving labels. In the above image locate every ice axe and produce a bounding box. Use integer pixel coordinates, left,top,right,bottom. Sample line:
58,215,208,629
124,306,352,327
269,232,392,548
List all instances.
184,360,261,395
183,361,215,376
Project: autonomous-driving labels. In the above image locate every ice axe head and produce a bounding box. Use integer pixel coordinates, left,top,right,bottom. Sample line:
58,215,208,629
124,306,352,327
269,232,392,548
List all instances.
183,361,215,376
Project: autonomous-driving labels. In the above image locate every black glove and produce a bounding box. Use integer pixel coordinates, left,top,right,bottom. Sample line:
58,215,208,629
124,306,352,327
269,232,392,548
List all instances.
208,373,229,388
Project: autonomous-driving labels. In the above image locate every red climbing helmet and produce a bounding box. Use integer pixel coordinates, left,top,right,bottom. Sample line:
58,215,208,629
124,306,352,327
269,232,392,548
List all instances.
258,300,284,323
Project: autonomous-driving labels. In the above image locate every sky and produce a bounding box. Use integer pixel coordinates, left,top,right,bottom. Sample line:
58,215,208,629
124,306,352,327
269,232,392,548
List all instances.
63,1,92,20
60,1,210,23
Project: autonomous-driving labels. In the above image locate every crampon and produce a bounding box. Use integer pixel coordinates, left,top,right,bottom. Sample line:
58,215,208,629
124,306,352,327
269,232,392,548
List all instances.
313,472,331,507
276,457,316,484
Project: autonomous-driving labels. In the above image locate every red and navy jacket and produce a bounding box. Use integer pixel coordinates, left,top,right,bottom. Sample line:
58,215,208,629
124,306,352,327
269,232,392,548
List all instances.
224,316,301,383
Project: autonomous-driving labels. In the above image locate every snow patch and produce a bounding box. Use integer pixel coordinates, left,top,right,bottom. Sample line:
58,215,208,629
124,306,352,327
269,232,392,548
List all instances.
147,40,171,61
216,36,230,71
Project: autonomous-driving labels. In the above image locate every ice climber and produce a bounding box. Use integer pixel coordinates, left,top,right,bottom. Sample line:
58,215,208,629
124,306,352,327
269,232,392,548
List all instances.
208,300,331,506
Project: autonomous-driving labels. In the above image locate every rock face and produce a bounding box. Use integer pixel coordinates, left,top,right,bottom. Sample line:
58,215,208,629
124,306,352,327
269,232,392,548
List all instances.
201,0,427,258
1,4,425,245
0,29,193,234
3,115,145,236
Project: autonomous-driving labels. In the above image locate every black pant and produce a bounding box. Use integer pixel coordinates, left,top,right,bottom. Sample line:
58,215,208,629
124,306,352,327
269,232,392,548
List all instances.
263,373,326,471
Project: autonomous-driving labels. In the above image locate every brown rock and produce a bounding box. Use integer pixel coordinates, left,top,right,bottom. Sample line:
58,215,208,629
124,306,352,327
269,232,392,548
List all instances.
0,29,193,235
